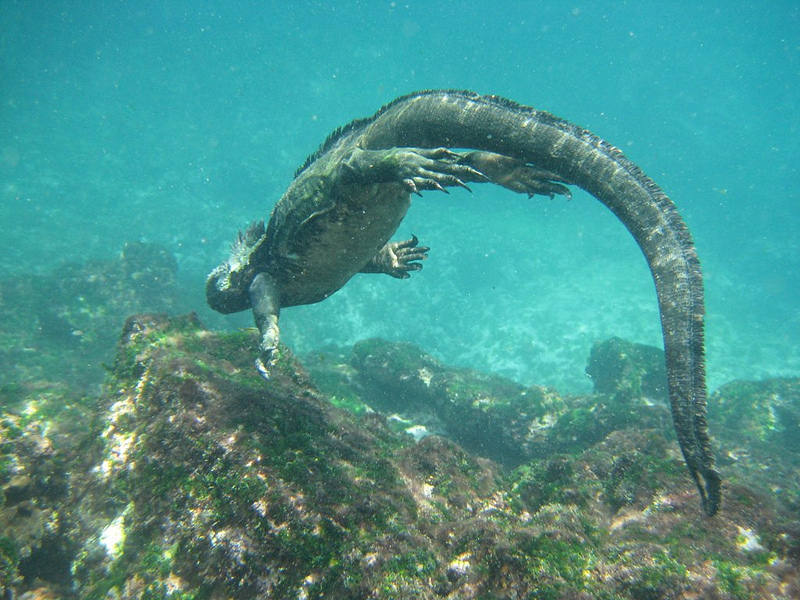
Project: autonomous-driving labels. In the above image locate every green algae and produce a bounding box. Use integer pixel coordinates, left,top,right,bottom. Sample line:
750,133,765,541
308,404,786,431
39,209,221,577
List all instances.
381,547,439,583
78,316,429,597
712,559,764,600
521,536,597,587
510,457,580,512
586,337,668,402
0,535,20,591
327,393,370,415
3,306,799,598
710,378,800,448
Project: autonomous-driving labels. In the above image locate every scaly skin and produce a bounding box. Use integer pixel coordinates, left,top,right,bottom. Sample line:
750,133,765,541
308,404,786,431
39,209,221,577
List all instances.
206,90,720,516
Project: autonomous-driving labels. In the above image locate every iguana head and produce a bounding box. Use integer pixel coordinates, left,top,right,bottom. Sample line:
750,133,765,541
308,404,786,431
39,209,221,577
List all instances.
206,220,267,314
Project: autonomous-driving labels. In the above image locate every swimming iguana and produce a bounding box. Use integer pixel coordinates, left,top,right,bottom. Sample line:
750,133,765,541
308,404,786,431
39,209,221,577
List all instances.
206,90,721,516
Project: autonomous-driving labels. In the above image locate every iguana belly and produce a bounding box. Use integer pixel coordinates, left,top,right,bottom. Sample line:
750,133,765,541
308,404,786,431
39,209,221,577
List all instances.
275,184,410,306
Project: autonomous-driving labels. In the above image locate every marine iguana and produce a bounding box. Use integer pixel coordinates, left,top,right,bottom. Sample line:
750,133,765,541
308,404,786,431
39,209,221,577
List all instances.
206,89,721,516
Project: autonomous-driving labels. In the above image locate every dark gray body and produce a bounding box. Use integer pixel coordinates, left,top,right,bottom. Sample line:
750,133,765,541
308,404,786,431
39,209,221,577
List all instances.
206,90,720,516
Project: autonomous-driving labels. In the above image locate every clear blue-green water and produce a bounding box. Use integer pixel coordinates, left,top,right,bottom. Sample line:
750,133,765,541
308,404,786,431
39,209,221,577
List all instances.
1,1,798,393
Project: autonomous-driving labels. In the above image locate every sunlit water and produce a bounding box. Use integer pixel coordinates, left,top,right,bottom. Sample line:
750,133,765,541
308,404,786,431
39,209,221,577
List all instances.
1,1,797,393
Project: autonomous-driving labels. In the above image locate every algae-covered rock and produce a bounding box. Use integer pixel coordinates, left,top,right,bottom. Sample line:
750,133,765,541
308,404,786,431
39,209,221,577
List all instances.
72,314,513,598
342,338,669,465
3,306,800,598
709,378,800,514
351,338,563,465
0,243,184,596
0,413,78,596
586,336,668,402
710,378,800,453
0,242,180,392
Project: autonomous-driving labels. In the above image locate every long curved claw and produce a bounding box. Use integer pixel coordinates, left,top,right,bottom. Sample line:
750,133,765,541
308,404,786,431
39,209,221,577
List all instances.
402,178,423,196
255,339,280,379
522,181,573,200
353,147,490,195
385,235,429,279
401,168,478,195
255,355,272,380
396,234,420,249
457,151,574,200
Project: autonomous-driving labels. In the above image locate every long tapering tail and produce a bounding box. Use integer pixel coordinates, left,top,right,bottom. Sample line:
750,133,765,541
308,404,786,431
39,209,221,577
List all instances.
354,90,720,515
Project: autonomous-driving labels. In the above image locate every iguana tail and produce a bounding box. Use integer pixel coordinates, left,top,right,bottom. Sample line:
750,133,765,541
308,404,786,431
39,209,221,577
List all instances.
357,89,721,516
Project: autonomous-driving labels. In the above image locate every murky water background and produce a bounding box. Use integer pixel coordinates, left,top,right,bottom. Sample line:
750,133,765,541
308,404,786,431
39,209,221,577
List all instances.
1,1,797,392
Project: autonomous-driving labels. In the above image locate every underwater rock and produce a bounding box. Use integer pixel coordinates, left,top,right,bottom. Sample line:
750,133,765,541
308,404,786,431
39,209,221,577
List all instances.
343,338,669,465
2,312,799,598
710,378,800,454
710,378,800,517
0,415,75,597
585,337,668,402
350,338,563,465
72,314,508,598
0,242,181,392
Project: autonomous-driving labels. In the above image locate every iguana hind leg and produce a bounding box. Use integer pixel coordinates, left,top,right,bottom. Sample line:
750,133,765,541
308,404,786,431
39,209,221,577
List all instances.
458,151,573,199
342,147,571,199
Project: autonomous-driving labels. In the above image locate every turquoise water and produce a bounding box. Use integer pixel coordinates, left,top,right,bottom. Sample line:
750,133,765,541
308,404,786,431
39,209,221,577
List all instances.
1,1,797,392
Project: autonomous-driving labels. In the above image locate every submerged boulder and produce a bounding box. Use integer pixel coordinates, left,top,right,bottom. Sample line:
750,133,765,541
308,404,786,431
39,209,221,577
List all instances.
0,242,181,391
350,338,565,464
710,378,800,455
308,338,670,466
1,312,799,598
709,378,800,516
585,336,668,402
72,314,509,598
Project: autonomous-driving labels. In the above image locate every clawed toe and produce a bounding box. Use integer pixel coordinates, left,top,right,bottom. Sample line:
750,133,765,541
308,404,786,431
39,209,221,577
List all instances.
255,350,278,379
393,148,491,195
387,235,429,278
362,234,430,279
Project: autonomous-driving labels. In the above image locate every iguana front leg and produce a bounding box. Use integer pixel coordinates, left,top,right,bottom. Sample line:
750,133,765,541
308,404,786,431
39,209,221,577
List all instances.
249,272,281,378
341,147,489,194
361,235,430,279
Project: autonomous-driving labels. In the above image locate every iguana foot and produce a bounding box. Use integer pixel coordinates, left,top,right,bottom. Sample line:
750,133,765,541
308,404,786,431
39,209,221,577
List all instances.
362,235,430,279
342,147,489,195
459,151,573,199
394,147,491,195
254,327,280,379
